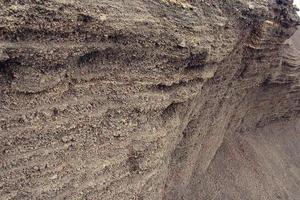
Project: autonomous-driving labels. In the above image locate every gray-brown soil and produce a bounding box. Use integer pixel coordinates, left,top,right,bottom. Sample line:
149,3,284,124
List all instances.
0,0,299,199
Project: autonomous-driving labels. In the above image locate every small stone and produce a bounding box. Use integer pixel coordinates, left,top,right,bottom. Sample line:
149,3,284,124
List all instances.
40,164,47,170
50,174,58,180
61,136,69,143
61,135,74,143
247,2,255,10
178,39,187,48
100,15,107,22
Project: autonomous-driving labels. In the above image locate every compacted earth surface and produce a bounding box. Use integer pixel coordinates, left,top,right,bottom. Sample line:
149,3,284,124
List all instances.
0,0,299,200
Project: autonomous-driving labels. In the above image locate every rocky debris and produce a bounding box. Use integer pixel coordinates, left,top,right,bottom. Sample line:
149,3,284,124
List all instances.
0,0,299,200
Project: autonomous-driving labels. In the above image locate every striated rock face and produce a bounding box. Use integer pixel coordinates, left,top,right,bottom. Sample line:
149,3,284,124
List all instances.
0,0,299,199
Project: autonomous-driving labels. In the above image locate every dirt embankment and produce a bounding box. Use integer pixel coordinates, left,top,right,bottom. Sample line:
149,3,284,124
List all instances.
0,0,299,200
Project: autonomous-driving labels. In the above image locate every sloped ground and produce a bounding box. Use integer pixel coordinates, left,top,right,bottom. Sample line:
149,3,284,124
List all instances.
0,1,299,200
187,119,300,200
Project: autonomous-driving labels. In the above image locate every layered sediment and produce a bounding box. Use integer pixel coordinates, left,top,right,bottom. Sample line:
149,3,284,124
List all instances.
0,0,299,199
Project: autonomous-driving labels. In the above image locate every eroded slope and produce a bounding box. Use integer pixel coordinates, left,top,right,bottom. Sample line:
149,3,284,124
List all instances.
0,0,299,200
